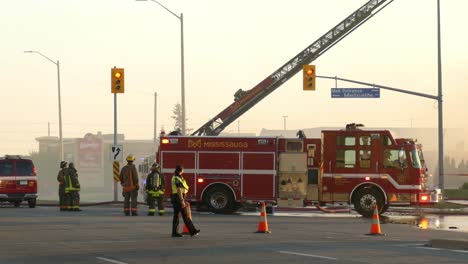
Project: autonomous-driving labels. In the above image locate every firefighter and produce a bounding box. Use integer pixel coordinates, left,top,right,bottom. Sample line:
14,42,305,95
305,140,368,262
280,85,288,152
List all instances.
57,161,68,211
64,163,81,211
120,154,139,216
171,165,200,237
146,163,165,216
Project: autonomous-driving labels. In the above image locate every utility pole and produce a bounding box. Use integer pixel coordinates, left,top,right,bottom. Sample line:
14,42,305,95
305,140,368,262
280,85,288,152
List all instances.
154,92,158,154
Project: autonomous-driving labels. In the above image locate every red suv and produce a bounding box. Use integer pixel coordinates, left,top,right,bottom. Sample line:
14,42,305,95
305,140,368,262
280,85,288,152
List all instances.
0,155,38,208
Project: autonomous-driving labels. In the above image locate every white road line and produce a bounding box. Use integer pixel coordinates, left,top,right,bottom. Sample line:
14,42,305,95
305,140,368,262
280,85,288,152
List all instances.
278,251,338,260
451,250,468,254
395,244,426,247
416,247,441,251
96,257,128,264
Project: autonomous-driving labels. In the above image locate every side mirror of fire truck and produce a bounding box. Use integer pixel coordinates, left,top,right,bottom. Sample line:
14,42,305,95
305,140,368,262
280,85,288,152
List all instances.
398,149,407,169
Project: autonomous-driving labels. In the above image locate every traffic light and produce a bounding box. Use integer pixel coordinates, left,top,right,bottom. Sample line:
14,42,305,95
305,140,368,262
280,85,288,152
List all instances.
111,67,125,93
303,65,316,91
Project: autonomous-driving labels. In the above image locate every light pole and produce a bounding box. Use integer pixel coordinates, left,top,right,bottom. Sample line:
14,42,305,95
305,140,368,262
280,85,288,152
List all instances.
24,50,63,161
436,0,444,195
282,116,288,131
154,92,158,154
136,0,186,135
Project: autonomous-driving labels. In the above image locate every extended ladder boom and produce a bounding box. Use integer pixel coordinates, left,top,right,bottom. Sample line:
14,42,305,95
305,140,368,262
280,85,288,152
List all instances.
192,0,392,136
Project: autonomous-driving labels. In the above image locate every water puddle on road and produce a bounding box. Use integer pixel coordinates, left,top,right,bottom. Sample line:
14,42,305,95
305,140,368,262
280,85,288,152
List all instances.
383,215,468,232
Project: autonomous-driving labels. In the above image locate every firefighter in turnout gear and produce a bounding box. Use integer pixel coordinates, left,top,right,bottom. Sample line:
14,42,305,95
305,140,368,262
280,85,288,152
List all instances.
57,161,68,211
146,163,165,216
120,154,139,216
64,163,81,211
171,165,200,237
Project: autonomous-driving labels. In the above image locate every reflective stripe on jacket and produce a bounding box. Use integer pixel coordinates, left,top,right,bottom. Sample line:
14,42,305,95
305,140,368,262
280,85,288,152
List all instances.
64,174,80,193
146,171,165,196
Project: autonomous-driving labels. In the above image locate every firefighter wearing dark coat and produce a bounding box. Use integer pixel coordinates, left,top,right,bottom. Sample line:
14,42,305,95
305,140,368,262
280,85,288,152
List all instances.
120,154,139,216
64,163,81,211
146,163,165,216
171,165,200,237
57,161,68,211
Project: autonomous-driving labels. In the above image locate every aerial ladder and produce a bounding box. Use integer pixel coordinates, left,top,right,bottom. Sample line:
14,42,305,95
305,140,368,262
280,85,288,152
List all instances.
192,0,393,136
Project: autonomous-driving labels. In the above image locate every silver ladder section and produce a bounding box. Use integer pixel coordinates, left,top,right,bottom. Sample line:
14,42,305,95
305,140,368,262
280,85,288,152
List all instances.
192,0,392,136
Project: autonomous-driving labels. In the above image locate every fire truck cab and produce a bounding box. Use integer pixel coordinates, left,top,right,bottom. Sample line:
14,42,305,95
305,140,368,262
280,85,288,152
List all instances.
157,124,440,217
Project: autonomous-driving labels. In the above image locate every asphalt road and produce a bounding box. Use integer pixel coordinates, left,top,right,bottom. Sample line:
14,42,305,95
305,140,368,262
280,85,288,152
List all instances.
0,205,467,264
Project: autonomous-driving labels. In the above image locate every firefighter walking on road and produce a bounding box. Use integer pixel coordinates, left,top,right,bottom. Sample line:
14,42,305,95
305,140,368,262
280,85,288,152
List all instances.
146,163,165,216
171,165,200,237
64,163,81,211
57,161,68,211
120,154,139,216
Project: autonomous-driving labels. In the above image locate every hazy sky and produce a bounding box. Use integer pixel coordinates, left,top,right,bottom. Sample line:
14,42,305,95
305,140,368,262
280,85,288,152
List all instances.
2,0,467,156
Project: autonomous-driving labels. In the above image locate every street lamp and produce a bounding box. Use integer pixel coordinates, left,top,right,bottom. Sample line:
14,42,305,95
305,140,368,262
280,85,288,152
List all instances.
24,50,63,161
136,0,186,135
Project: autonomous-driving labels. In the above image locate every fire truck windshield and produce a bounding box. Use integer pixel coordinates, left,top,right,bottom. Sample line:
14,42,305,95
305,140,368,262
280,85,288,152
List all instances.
410,149,422,169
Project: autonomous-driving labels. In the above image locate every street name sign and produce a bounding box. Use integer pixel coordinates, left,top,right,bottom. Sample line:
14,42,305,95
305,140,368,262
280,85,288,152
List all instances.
331,88,380,98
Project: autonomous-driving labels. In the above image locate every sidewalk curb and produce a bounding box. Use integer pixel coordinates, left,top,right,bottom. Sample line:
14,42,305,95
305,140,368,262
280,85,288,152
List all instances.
428,239,468,250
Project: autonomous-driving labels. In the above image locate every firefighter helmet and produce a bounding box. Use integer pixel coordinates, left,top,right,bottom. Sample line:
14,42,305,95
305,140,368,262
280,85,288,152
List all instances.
60,161,67,168
68,162,75,169
126,154,135,162
151,163,160,171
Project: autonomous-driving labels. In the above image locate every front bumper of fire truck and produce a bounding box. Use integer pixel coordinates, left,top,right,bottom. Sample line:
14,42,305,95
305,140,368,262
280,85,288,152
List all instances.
418,188,442,204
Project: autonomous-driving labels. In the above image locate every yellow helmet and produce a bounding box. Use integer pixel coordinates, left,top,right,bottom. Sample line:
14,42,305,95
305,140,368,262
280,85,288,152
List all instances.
126,154,135,162
151,163,160,171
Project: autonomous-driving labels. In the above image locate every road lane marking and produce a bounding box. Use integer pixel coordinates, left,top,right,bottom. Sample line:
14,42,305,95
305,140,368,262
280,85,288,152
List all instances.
416,247,441,251
451,250,468,254
278,251,338,260
96,257,128,264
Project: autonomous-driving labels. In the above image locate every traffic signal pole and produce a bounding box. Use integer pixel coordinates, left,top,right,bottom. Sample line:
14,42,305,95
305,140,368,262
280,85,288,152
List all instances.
113,92,118,202
111,66,124,202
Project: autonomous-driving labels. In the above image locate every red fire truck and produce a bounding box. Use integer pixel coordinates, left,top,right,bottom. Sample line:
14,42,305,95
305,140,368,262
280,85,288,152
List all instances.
154,1,443,217
157,124,440,217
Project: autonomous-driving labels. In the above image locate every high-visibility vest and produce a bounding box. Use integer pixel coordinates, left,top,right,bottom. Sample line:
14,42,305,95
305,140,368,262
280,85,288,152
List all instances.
171,175,189,194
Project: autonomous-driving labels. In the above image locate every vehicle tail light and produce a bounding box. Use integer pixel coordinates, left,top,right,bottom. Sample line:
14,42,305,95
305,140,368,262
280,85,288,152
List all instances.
197,178,204,183
419,194,429,202
28,181,35,187
162,139,169,144
365,176,370,181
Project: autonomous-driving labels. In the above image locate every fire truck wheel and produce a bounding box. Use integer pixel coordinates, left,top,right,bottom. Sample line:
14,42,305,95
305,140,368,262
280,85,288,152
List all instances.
205,186,235,214
353,188,384,218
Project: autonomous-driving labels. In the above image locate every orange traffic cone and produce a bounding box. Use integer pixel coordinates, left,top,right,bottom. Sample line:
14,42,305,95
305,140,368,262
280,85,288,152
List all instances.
367,204,385,236
182,202,192,235
255,202,271,234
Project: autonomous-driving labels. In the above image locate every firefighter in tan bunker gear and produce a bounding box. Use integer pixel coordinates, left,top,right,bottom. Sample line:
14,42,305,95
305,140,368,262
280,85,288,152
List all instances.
57,161,68,211
171,165,200,237
120,154,139,216
146,163,165,216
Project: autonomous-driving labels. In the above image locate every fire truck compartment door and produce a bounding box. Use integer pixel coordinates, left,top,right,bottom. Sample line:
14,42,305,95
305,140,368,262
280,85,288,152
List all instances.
279,153,307,173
